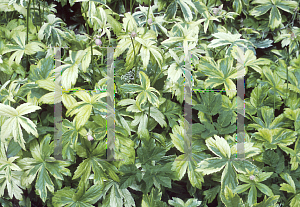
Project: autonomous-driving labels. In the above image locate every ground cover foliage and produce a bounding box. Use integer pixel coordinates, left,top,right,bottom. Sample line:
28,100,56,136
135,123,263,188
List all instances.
0,0,300,206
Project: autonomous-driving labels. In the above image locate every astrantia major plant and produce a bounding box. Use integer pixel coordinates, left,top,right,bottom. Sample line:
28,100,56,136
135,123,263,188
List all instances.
0,0,299,206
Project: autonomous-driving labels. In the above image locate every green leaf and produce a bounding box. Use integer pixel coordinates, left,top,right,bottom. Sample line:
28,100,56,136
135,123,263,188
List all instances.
28,56,54,82
232,0,242,14
234,184,251,194
52,184,103,207
119,164,142,189
290,194,300,207
254,128,297,149
142,163,172,193
252,195,280,207
206,135,231,159
142,188,168,207
197,57,239,98
177,0,193,22
256,183,274,196
160,99,182,128
221,163,238,197
18,135,71,202
232,159,258,174
37,14,67,46
279,172,296,194
6,130,35,158
2,31,45,66
0,103,40,150
269,6,281,30
137,139,166,165
165,1,177,20
0,154,25,201
203,185,220,204
249,4,272,17
221,185,244,207
257,171,273,183
192,92,222,116
196,157,227,175
120,84,144,93
168,197,202,207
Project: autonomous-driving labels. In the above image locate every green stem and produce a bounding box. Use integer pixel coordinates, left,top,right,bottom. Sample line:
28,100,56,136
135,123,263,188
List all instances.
286,47,290,105
39,1,41,28
91,40,94,73
37,113,42,124
195,91,201,102
130,0,136,14
143,0,152,36
43,0,45,19
32,0,38,32
152,68,168,86
94,57,103,80
215,45,227,59
152,63,159,83
26,0,31,73
130,37,138,84
148,104,151,120
274,90,275,110
83,11,94,78
283,193,298,207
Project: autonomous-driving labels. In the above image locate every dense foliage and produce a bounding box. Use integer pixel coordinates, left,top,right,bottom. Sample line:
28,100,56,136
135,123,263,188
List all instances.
0,0,300,206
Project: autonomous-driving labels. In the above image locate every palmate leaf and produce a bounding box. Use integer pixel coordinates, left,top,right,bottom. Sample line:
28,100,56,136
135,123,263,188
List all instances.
17,134,71,203
96,180,135,207
52,50,88,90
222,186,244,207
38,14,67,46
249,0,298,30
164,0,198,22
193,92,222,116
2,31,46,66
0,103,41,150
121,71,160,111
207,32,253,57
253,128,297,150
142,163,172,193
162,23,199,60
248,106,290,130
159,99,182,128
199,11,220,34
142,188,168,207
72,137,119,186
0,154,25,201
52,184,103,207
261,66,287,98
279,172,296,194
231,46,271,75
135,37,163,70
196,135,258,205
59,119,83,162
168,197,202,207
137,139,166,165
119,98,166,140
28,56,55,82
252,195,280,207
234,170,274,206
65,91,107,130
197,57,240,99
119,164,143,189
280,136,300,171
